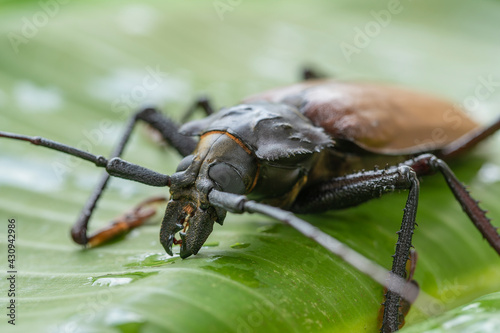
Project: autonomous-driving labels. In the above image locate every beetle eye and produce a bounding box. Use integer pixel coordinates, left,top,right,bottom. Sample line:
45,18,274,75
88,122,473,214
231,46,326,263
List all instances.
208,163,245,194
176,155,194,172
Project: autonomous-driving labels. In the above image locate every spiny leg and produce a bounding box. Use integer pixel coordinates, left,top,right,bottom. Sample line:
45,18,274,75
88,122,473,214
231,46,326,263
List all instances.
378,249,419,330
72,107,197,247
290,165,421,332
292,152,500,254
398,249,419,326
292,154,500,254
405,154,500,253
290,153,500,331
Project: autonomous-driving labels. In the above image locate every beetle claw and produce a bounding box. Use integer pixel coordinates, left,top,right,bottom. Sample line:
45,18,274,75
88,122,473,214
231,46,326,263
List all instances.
164,234,175,256
179,231,191,258
159,202,184,256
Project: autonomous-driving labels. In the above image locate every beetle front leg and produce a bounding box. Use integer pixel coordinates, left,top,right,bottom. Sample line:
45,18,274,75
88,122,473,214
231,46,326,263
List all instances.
72,107,194,247
1,128,172,246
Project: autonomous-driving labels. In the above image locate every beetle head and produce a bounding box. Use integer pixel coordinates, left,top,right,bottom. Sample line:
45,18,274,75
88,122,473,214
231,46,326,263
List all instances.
159,155,228,258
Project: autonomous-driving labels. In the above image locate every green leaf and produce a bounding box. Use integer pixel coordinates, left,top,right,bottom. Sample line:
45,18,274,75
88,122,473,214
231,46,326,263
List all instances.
400,292,500,333
1,1,500,333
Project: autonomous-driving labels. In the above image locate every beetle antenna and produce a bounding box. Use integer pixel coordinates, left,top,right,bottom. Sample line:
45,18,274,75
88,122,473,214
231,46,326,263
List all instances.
208,189,442,314
0,131,171,187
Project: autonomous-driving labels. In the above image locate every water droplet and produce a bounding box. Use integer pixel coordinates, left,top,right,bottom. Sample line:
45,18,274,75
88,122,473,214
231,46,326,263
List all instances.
257,224,280,233
442,314,474,330
231,242,250,249
92,277,133,287
125,253,178,267
90,271,158,286
105,308,145,332
462,302,482,312
477,163,500,183
14,81,62,113
201,255,265,288
204,241,220,247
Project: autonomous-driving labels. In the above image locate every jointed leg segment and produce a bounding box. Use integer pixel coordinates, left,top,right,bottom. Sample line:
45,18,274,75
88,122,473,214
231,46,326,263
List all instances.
86,196,167,247
406,154,500,253
72,107,192,246
290,153,500,331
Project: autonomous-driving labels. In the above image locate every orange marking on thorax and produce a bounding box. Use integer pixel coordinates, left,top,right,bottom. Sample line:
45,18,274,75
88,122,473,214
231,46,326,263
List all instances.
248,164,260,193
201,131,252,155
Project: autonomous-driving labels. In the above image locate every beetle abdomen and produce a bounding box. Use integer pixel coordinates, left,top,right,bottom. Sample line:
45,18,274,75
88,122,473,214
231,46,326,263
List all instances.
244,80,479,155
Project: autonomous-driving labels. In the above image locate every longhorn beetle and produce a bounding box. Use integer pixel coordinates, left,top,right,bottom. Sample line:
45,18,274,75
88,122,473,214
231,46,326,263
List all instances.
1,71,500,332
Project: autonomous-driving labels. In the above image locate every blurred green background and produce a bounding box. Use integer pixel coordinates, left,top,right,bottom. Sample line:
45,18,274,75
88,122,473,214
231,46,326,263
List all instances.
0,1,500,332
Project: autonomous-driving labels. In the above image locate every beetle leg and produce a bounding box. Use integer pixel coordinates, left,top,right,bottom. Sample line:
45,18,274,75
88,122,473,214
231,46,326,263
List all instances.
1,108,183,247
208,189,420,332
439,116,500,160
180,96,216,123
398,249,419,323
71,107,195,246
378,249,420,331
291,153,500,330
136,107,198,156
302,67,325,80
87,196,167,247
406,154,500,254
290,165,424,331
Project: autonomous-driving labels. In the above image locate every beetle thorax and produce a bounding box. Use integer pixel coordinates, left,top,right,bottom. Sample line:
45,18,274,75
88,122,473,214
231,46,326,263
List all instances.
171,131,258,202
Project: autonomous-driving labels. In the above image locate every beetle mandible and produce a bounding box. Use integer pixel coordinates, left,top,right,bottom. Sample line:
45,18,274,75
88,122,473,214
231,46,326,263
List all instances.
2,71,500,332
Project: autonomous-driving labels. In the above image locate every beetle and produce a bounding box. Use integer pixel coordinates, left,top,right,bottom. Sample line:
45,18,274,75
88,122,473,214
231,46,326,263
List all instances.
1,71,500,332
